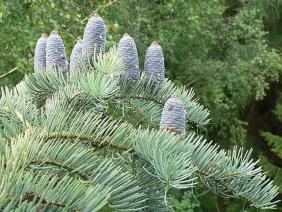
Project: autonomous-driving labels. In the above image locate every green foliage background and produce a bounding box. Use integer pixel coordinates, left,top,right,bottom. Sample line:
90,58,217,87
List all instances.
1,0,282,211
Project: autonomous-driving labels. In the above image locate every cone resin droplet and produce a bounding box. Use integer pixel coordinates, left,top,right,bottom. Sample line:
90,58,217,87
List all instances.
34,33,48,72
144,41,165,85
70,39,83,72
82,13,106,62
46,31,67,71
160,95,186,135
117,33,140,80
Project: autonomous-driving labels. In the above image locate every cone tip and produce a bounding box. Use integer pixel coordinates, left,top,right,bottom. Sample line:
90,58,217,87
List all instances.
41,33,48,37
50,31,58,35
169,93,182,102
171,93,178,98
90,12,101,19
151,41,160,47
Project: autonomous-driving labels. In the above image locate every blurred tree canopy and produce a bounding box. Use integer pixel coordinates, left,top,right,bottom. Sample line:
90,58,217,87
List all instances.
261,99,282,194
1,0,282,210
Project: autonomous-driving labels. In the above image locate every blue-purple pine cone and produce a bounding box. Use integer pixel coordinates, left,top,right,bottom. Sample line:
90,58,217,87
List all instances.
70,39,83,72
160,95,186,135
82,13,106,62
34,33,48,72
117,33,140,80
46,31,67,71
144,41,165,85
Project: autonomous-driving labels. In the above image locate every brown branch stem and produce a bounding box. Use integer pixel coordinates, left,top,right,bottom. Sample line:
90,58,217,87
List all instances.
2,107,32,129
30,159,91,181
44,131,132,152
0,67,18,79
105,94,164,106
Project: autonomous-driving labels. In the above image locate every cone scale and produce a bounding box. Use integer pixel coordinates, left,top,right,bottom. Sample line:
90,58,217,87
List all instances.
144,41,165,85
117,33,140,80
160,95,186,135
34,33,48,72
70,39,83,72
82,13,106,62
46,31,67,71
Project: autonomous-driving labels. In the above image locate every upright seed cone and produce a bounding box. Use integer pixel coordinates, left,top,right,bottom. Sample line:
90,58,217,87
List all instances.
82,13,106,62
34,33,48,72
46,31,67,71
117,33,140,80
70,39,83,72
160,94,186,135
144,41,165,85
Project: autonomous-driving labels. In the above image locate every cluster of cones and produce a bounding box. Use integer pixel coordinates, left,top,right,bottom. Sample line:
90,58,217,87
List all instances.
33,12,186,135
34,13,105,72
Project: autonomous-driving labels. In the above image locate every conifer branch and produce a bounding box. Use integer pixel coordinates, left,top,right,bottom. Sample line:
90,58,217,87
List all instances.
30,159,91,181
44,132,131,152
2,106,32,129
105,94,164,106
0,67,18,80
6,193,67,209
